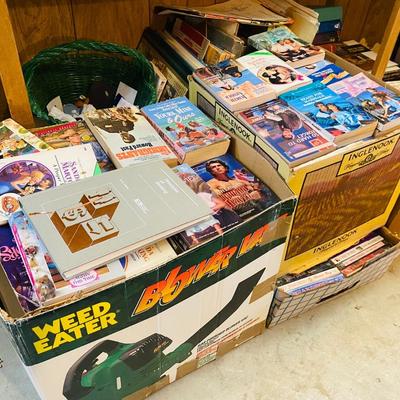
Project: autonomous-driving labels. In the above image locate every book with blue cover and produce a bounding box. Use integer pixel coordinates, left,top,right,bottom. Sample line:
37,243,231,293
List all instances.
328,73,400,131
297,61,349,85
192,59,275,112
248,26,325,68
238,99,335,166
193,154,279,219
280,82,377,145
142,97,230,165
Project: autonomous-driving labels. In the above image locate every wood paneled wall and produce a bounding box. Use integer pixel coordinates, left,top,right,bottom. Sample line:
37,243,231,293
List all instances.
0,0,396,120
5,0,395,63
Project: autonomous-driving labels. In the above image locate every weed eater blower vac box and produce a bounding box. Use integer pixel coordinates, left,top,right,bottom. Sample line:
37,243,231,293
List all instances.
0,135,296,400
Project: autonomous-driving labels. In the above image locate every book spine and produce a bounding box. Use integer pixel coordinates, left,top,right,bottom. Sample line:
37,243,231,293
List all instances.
331,235,384,265
288,275,344,295
338,241,386,268
280,267,341,293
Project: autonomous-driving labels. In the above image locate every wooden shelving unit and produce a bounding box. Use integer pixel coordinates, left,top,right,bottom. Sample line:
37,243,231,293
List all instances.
0,0,399,127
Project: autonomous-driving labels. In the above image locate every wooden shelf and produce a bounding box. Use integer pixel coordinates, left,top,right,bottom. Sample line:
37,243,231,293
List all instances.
0,0,399,128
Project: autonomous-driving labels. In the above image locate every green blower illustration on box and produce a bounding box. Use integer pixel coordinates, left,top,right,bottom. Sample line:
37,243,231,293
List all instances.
62,269,264,400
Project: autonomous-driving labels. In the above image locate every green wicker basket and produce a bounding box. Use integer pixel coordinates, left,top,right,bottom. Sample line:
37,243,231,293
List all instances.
23,40,157,124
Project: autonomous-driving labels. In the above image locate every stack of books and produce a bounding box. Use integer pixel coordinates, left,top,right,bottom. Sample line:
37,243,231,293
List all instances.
0,94,282,316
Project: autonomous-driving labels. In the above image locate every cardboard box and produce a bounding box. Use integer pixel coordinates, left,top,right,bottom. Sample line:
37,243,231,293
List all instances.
0,135,295,400
189,61,400,275
387,198,400,238
266,228,400,328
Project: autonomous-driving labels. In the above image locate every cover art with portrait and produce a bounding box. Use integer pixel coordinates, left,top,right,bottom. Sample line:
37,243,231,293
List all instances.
280,82,376,138
0,144,99,224
193,154,279,219
238,99,335,165
237,51,312,95
33,121,114,172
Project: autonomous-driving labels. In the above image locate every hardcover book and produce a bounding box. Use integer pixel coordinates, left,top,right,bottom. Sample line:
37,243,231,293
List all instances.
172,18,210,60
0,118,52,158
32,121,114,172
280,82,377,145
328,73,400,130
236,51,312,95
19,160,212,279
9,211,125,307
173,164,242,248
142,97,230,166
126,240,177,279
84,106,178,168
192,59,276,112
0,224,38,312
238,100,335,167
193,154,279,219
248,26,325,68
296,60,350,85
0,144,99,224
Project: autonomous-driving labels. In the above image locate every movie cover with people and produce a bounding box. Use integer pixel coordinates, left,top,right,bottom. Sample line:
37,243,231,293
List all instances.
174,163,242,248
193,154,279,219
238,100,335,165
0,144,99,224
0,224,38,312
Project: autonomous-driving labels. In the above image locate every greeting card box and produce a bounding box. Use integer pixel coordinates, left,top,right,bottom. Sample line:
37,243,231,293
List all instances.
0,133,295,400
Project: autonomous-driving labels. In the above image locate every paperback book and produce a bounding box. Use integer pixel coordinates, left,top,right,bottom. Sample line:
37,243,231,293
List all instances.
173,164,242,248
328,73,400,130
238,99,335,166
193,153,279,219
248,26,325,68
0,224,38,312
32,121,114,172
126,240,177,279
296,60,350,85
339,246,388,277
9,211,125,307
19,160,211,279
278,266,343,295
280,82,377,145
0,118,52,158
237,51,312,95
192,59,276,112
142,97,230,166
0,144,99,224
84,106,178,168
